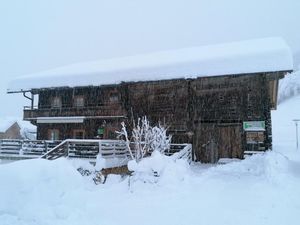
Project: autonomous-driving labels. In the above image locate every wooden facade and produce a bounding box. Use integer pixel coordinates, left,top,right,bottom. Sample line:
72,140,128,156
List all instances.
22,71,286,163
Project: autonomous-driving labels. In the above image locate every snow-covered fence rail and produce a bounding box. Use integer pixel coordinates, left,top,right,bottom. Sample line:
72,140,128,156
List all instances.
0,139,60,160
1,139,193,165
41,139,130,162
169,144,193,163
0,139,22,155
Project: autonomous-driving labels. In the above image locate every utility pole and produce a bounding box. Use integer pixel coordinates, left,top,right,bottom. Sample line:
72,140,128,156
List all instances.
293,119,300,149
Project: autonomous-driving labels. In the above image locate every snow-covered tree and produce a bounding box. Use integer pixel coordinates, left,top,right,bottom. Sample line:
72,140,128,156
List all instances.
116,116,171,162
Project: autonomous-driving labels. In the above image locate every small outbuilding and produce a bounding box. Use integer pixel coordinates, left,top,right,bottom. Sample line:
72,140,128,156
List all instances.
7,37,293,162
0,119,36,140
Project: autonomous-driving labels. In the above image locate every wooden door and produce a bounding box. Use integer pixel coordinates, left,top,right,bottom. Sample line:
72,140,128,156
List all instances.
73,129,85,139
193,123,242,163
218,125,242,159
193,123,219,163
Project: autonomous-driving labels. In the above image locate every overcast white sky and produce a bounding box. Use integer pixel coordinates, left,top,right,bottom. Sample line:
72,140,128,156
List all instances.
0,0,300,118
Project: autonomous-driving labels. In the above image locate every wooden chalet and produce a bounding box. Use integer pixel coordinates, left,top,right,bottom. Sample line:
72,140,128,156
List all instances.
7,37,293,163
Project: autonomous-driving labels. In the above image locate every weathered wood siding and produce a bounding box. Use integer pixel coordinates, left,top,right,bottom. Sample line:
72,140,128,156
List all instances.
31,72,281,162
126,79,189,133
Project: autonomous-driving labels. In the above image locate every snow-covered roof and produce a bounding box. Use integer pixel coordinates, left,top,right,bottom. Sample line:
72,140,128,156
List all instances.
7,37,293,93
0,117,36,133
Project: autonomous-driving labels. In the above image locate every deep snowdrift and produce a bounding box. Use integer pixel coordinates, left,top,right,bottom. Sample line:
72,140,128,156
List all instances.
1,97,300,225
1,150,299,225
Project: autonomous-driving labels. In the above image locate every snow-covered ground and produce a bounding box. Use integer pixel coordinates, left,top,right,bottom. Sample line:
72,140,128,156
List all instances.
1,96,300,225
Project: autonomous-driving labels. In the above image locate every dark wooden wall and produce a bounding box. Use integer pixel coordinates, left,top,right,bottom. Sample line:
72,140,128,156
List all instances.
189,74,272,162
34,72,279,162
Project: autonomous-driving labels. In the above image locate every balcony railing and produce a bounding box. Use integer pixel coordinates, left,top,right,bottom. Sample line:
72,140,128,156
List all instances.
23,104,127,120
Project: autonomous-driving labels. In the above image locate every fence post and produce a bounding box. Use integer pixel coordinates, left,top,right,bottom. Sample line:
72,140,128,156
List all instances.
293,119,300,149
296,121,298,149
113,142,116,158
98,141,102,157
20,140,24,155
44,141,47,153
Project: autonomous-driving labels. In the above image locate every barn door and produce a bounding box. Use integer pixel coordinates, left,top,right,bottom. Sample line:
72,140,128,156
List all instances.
193,123,242,163
218,125,242,159
193,123,219,163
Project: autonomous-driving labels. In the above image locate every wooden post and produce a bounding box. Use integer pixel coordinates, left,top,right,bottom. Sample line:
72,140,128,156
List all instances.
66,141,69,157
98,141,102,157
31,93,34,109
20,140,24,155
113,142,116,158
296,122,298,149
44,141,47,153
293,119,300,149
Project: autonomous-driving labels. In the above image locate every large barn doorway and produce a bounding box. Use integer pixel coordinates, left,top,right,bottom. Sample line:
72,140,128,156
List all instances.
193,123,243,163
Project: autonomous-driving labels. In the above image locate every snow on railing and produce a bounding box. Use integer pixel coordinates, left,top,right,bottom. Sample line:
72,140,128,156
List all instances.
170,144,192,164
1,139,192,165
40,139,129,161
0,139,60,160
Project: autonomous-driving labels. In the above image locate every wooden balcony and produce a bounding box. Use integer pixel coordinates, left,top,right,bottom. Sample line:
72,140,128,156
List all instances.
23,104,127,120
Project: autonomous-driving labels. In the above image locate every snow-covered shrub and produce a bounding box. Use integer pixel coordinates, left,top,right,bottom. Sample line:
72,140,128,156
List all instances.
117,116,171,162
148,124,171,154
127,150,190,188
20,127,36,140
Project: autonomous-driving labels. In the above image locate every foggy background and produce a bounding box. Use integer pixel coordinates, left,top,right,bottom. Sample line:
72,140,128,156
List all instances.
1,0,300,118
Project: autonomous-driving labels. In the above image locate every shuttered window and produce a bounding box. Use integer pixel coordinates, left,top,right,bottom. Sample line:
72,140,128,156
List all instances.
74,96,84,107
48,129,59,140
51,97,62,108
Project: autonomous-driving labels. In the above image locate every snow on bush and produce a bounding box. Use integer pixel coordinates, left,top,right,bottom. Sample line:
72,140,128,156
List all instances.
117,116,171,162
128,150,190,188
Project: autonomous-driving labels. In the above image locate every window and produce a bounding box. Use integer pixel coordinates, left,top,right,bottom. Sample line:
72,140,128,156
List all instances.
246,131,264,144
51,97,62,108
74,96,84,107
109,93,119,102
73,129,85,139
218,94,224,102
48,129,59,140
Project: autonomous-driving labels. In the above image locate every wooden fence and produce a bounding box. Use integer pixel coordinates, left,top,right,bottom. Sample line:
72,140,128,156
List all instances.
0,139,192,166
0,139,60,160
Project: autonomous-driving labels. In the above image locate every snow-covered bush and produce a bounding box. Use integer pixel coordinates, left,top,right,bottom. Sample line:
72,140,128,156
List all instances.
117,116,172,162
127,150,190,188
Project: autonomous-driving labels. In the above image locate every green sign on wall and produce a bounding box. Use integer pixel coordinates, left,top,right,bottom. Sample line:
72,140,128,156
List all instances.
243,121,265,131
97,128,105,135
